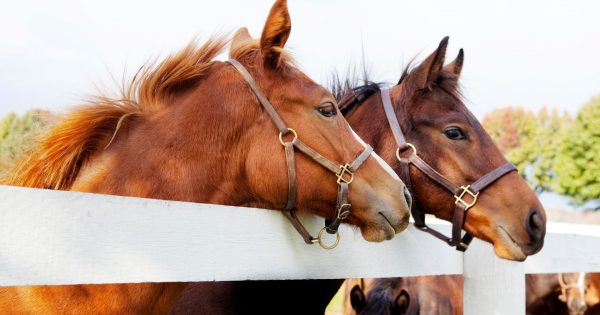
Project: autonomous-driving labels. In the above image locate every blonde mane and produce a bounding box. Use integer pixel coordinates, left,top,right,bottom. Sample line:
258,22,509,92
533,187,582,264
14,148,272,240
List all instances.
4,33,294,190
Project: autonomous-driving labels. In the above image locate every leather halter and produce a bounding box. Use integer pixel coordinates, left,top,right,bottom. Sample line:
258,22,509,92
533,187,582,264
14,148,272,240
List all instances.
227,59,373,249
558,272,587,303
380,88,517,251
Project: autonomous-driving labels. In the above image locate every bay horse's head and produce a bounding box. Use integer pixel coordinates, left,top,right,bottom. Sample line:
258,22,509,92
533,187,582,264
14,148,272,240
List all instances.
342,37,546,260
348,276,462,315
220,0,411,242
349,279,410,315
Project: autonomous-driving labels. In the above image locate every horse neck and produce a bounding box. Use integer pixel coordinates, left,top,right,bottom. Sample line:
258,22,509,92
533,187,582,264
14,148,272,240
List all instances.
344,93,399,170
71,71,259,206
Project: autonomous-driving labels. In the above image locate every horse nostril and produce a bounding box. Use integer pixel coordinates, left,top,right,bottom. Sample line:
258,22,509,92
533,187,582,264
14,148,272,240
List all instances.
403,187,413,209
526,208,545,241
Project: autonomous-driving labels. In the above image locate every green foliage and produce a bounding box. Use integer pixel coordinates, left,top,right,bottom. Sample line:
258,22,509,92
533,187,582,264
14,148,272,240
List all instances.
553,96,600,205
482,107,569,193
0,110,51,171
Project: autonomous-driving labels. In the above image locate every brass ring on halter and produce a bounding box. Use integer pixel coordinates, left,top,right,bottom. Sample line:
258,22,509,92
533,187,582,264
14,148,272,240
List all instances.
316,227,340,250
396,143,417,162
279,128,298,146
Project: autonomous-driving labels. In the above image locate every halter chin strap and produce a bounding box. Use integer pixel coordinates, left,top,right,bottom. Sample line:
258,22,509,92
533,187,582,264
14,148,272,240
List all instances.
227,59,373,249
380,88,516,251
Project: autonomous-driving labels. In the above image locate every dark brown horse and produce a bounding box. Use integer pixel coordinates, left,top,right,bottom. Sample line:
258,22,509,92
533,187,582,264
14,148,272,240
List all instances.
344,276,462,315
0,1,411,313
337,37,546,260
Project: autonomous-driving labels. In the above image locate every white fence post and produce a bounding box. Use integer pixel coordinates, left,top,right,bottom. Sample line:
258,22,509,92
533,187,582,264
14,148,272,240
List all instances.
464,239,525,315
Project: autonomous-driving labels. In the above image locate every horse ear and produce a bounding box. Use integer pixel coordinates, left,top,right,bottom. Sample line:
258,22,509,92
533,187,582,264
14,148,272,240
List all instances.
350,285,367,312
412,36,449,90
444,48,464,76
393,289,410,315
230,27,253,56
260,0,291,67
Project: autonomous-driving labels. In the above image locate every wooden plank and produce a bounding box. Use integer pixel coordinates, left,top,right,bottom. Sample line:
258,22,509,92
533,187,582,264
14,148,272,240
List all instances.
524,222,600,274
0,185,462,286
463,239,525,315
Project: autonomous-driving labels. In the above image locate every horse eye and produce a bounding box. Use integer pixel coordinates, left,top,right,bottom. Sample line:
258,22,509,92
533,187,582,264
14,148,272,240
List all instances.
443,127,467,140
317,103,337,117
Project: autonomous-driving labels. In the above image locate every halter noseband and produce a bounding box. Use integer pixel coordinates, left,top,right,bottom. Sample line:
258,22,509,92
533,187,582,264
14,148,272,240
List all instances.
227,59,373,249
380,88,516,251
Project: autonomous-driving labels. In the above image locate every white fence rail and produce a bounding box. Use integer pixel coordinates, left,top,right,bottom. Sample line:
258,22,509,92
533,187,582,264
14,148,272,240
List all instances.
0,185,599,314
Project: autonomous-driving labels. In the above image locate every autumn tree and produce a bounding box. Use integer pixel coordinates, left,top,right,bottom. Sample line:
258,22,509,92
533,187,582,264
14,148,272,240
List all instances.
482,106,571,193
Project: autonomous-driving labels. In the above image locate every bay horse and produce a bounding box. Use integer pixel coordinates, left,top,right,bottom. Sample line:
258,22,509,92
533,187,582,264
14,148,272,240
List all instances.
336,36,546,260
345,276,462,315
0,0,411,313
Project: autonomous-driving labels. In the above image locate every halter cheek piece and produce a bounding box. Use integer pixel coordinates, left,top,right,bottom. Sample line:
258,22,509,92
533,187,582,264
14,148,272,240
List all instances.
558,272,587,303
380,88,517,251
227,59,373,250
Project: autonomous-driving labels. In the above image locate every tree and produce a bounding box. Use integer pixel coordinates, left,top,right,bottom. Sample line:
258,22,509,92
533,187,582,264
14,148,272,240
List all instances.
483,106,572,193
483,107,540,187
529,107,570,192
553,96,600,205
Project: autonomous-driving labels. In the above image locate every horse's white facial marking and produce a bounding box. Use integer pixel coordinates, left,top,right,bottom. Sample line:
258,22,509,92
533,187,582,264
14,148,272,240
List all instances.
351,129,400,180
578,272,586,296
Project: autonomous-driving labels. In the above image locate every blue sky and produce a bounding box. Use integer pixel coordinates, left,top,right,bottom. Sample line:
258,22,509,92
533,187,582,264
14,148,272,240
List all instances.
1,0,599,118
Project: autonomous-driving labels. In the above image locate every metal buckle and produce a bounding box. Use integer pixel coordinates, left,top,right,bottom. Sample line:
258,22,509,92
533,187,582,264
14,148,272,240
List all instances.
454,185,479,210
336,164,354,184
395,143,417,162
337,205,351,220
278,128,298,146
316,227,340,250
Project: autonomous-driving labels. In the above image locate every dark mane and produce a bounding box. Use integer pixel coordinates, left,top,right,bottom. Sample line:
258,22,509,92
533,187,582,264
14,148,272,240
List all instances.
328,64,383,116
333,58,463,118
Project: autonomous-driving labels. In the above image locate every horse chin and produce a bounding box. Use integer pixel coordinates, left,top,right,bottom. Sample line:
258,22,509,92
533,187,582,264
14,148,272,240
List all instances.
493,226,528,261
360,219,398,242
360,210,410,242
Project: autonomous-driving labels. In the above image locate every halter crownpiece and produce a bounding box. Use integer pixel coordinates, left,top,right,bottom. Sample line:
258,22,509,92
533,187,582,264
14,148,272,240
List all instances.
226,59,373,249
380,88,517,251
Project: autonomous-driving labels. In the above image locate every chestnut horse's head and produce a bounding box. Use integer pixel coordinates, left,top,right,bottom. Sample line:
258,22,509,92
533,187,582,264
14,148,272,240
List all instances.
221,0,411,242
341,37,546,260
9,0,410,246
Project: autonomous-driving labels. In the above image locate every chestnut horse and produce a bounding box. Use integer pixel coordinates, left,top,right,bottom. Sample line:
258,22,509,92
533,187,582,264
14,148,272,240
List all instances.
345,276,462,315
0,1,411,313
337,37,546,260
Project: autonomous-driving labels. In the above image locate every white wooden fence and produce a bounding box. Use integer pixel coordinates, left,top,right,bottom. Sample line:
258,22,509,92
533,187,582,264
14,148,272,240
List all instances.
0,185,598,314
